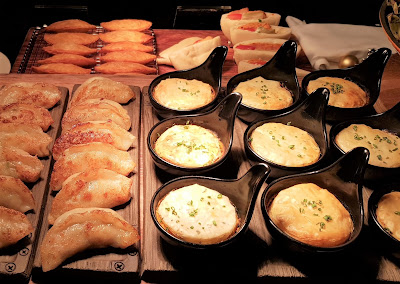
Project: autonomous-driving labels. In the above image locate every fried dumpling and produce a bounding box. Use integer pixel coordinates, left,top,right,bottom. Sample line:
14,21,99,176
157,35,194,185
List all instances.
0,175,35,213
61,98,131,133
94,62,156,75
45,19,96,33
0,206,34,249
0,103,54,131
48,169,132,224
37,54,97,67
100,50,156,64
0,146,44,183
100,19,152,31
99,30,152,43
41,207,140,272
50,142,135,191
43,43,97,56
0,82,61,109
101,41,153,53
44,32,99,45
70,77,135,106
0,123,52,157
33,63,92,75
52,120,135,160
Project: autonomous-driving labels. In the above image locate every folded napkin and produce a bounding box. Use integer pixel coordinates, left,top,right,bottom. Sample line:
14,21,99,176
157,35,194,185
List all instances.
286,16,397,70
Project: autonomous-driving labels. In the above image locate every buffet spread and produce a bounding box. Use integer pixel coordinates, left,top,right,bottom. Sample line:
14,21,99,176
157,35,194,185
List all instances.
0,6,400,284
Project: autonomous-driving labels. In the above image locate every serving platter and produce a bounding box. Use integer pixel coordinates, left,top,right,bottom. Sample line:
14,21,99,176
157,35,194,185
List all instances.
0,86,68,283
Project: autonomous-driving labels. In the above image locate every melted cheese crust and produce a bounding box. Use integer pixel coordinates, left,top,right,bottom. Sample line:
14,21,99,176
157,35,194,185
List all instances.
250,122,320,167
306,77,368,108
233,76,293,110
156,184,239,244
153,78,216,110
154,125,224,168
268,183,353,247
377,191,400,241
335,124,400,168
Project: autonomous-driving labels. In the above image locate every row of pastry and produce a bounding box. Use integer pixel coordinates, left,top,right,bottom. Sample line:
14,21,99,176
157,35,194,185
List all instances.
40,77,140,272
0,82,62,249
33,19,156,75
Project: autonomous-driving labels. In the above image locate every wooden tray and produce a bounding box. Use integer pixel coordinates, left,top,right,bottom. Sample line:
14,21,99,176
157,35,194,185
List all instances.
0,86,69,283
139,87,400,283
32,84,141,283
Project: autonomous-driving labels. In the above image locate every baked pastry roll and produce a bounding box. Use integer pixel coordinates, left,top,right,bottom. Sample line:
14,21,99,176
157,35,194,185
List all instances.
306,77,368,108
0,103,53,131
40,207,140,272
152,78,216,110
233,76,293,110
45,19,96,33
0,206,33,249
0,146,44,183
52,120,135,160
156,183,239,244
33,63,92,75
249,122,320,167
154,124,224,168
48,169,132,224
335,124,400,168
50,142,136,191
100,50,156,64
61,98,131,133
101,41,153,53
0,82,61,109
268,183,353,247
44,32,99,45
37,54,96,67
70,77,135,106
0,175,35,213
157,37,203,65
99,30,152,43
0,122,52,157
220,8,281,41
100,19,152,31
94,62,156,74
43,43,97,56
230,22,291,45
376,191,400,240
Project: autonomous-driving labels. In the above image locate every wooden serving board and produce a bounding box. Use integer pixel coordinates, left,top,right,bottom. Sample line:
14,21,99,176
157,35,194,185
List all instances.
140,87,400,283
32,85,141,283
0,86,68,283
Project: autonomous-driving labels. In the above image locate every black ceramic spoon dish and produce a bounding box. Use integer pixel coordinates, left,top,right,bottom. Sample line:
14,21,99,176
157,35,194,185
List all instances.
301,47,392,123
244,87,330,180
148,45,228,119
150,163,270,249
226,40,302,124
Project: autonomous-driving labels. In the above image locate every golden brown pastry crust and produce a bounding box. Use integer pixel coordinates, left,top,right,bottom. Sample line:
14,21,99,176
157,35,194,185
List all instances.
0,206,34,249
0,175,35,213
33,63,92,74
101,41,153,53
99,30,153,43
94,62,156,74
268,183,353,247
100,19,152,31
37,54,96,67
376,191,400,241
44,32,99,45
43,43,97,56
100,50,156,64
45,19,96,33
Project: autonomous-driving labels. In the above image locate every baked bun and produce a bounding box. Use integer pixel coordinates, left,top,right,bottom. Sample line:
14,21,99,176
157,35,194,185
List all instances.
306,77,368,108
268,183,353,247
156,184,239,244
152,78,215,110
45,19,96,33
154,124,224,168
249,122,320,167
335,124,400,168
376,191,400,241
220,8,281,41
230,22,291,45
233,76,293,110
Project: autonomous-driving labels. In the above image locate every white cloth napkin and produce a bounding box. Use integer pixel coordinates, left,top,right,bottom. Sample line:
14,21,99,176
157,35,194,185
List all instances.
286,16,397,70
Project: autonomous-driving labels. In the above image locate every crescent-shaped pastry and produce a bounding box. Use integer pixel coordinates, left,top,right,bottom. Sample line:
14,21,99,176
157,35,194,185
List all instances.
45,19,96,33
0,175,35,213
94,62,156,74
37,54,97,67
0,103,54,131
43,43,97,56
99,30,153,44
100,19,152,31
70,77,135,106
101,41,153,53
100,50,156,64
50,142,136,191
61,98,131,133
0,206,34,249
44,32,99,45
0,123,52,157
48,169,132,224
0,146,44,183
40,207,140,272
0,82,61,109
52,120,135,160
